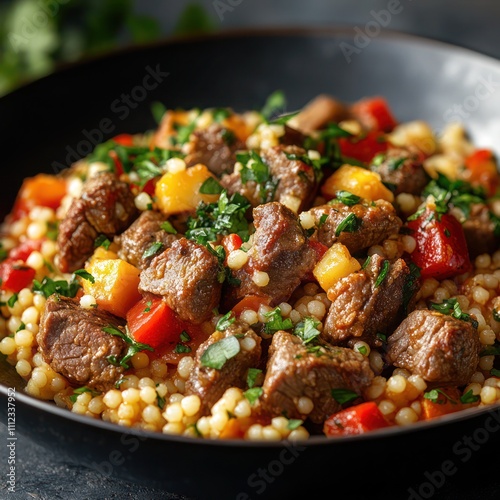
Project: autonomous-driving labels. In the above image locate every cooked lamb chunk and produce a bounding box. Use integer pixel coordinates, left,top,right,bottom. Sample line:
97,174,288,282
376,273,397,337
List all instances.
37,295,127,391
139,238,221,324
369,148,430,196
459,203,500,259
57,172,138,272
260,331,374,424
220,145,318,213
322,255,415,347
184,123,245,177
287,94,349,135
386,309,481,386
115,210,179,270
185,320,262,415
223,202,317,308
308,199,402,255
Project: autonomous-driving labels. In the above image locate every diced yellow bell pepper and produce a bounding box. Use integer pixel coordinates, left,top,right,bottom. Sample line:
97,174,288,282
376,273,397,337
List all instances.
155,163,220,215
321,164,394,202
83,258,141,318
313,243,361,292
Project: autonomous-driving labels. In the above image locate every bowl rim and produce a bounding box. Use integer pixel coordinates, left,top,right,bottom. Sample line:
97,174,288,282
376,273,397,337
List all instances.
3,25,500,100
2,25,500,448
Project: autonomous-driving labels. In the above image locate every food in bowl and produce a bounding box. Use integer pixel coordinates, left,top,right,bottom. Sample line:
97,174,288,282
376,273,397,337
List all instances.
1,92,500,440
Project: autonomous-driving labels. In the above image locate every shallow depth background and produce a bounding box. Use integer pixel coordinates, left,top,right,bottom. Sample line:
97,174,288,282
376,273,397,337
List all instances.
1,0,499,96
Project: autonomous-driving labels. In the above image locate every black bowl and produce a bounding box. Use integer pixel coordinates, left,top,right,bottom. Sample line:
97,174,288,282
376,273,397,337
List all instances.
2,28,500,500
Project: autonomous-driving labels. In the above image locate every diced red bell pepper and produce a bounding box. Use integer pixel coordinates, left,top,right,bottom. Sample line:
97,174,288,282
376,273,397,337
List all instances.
406,210,471,280
338,130,389,164
351,96,398,132
127,295,207,362
8,239,42,262
221,234,243,256
419,387,463,421
324,401,390,437
112,134,134,146
0,260,36,293
464,149,499,197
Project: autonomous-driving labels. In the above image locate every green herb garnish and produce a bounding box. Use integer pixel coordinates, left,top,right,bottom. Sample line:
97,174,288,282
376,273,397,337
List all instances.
430,298,478,328
331,388,358,404
335,213,362,237
142,242,164,259
103,325,154,369
374,260,390,288
73,269,95,283
335,190,361,206
294,317,321,344
200,335,240,370
263,307,293,335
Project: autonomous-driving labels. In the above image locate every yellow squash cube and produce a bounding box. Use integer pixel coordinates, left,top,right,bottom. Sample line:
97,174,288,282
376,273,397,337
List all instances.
83,258,141,318
321,164,394,202
313,243,361,292
155,163,220,215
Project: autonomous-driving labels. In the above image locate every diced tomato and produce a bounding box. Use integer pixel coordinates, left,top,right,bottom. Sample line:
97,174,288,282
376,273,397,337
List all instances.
0,260,36,293
108,150,124,177
463,149,499,197
112,134,134,146
8,239,43,262
338,130,389,164
419,387,463,421
231,295,270,318
351,96,398,132
323,401,390,437
406,210,471,280
221,234,243,256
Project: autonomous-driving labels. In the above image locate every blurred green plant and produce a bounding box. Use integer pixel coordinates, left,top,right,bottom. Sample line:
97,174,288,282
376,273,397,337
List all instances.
0,0,215,97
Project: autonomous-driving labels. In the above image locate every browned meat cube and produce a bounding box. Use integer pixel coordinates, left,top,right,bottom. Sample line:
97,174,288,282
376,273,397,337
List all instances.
185,320,262,415
115,210,179,270
308,199,402,255
369,147,430,196
220,145,318,213
139,238,221,324
184,123,245,177
322,255,415,347
459,203,500,259
260,331,374,424
386,309,481,386
223,202,317,308
57,172,138,272
37,296,127,391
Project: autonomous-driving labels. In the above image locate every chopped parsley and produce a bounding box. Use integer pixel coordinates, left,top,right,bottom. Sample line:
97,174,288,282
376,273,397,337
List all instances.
103,325,154,370
460,389,480,404
156,392,166,409
480,343,500,356
335,213,362,237
246,368,262,389
150,101,166,124
263,307,293,335
362,256,371,270
46,221,59,241
212,107,231,123
283,151,327,179
376,332,387,343
335,190,361,206
142,242,164,259
199,177,224,195
216,311,236,332
260,90,286,121
318,214,328,228
94,234,111,250
402,262,421,314
237,151,278,203
0,244,7,262
374,260,390,288
287,419,303,430
173,111,200,145
115,378,128,389
160,221,177,234
388,157,406,171
143,301,152,313
491,368,500,377
200,335,240,370
331,388,358,405
69,386,100,404
243,387,263,405
294,317,321,344
270,111,300,125
174,343,192,354
32,275,81,299
423,388,457,405
15,322,26,333
357,345,368,356
180,330,191,342
73,269,95,283
429,298,478,328
493,309,500,322
7,293,18,308
186,189,250,243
